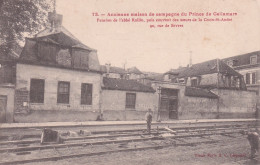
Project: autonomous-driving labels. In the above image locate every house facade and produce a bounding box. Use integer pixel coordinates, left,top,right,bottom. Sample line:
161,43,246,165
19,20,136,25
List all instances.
127,67,145,80
144,59,257,120
101,77,157,120
13,12,103,122
100,64,127,79
222,51,260,96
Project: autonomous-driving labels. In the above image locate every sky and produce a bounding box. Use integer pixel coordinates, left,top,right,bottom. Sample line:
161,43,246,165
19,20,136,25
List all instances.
55,0,260,73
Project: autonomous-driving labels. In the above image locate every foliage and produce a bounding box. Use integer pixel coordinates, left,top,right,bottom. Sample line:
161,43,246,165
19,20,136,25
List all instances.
0,0,53,57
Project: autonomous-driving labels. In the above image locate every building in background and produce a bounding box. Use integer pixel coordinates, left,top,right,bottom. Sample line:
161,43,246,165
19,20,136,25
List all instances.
101,77,156,120
127,67,145,80
147,59,256,120
222,51,260,96
100,64,127,79
164,59,246,90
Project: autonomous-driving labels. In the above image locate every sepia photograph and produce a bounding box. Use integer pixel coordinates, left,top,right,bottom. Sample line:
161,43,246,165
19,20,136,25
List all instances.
0,0,259,164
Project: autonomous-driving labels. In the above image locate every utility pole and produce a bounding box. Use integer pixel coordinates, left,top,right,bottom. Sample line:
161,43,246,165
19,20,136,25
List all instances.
216,59,220,118
157,86,161,122
189,51,192,67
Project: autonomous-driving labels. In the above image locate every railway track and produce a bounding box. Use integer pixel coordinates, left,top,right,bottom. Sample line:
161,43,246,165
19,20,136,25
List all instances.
0,123,258,165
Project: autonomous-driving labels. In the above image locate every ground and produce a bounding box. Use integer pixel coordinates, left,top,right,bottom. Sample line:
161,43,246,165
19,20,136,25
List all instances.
23,134,259,165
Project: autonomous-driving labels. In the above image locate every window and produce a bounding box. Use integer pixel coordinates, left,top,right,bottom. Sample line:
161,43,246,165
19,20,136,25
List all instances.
30,79,45,103
252,72,256,84
72,49,89,69
164,74,170,81
126,74,130,80
227,60,233,67
57,81,70,104
245,72,256,85
191,79,198,87
81,83,92,105
245,73,250,84
223,75,231,87
125,93,136,109
234,77,240,88
250,55,257,65
178,78,185,84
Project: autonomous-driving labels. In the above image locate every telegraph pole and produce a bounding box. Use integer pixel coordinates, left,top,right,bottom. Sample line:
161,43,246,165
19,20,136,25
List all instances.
216,59,220,118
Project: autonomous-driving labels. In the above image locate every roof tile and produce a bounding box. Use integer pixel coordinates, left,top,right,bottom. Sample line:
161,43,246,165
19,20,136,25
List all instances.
102,77,155,93
185,86,218,99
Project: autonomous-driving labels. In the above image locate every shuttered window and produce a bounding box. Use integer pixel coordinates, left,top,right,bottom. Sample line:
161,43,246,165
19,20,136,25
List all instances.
252,72,256,84
57,81,70,104
125,93,136,109
72,49,89,69
245,73,250,84
245,72,256,85
250,55,257,65
191,79,198,87
81,83,92,105
30,79,45,103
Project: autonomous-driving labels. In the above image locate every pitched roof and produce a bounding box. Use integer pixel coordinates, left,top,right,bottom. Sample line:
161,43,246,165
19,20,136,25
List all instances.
127,67,143,74
102,77,155,93
0,41,22,62
144,74,164,81
185,86,218,99
222,51,260,68
100,65,126,74
165,67,188,75
19,37,100,73
176,59,242,78
35,26,94,50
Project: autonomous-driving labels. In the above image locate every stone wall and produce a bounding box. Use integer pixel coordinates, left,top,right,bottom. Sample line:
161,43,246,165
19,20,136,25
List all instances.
211,89,256,118
15,89,29,113
179,96,218,119
14,63,102,122
101,89,157,120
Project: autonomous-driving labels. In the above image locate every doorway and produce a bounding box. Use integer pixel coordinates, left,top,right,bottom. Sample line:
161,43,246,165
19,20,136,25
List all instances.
169,99,178,119
160,88,179,119
0,95,7,123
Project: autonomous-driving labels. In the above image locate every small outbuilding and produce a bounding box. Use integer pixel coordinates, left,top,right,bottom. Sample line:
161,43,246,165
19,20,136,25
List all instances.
101,77,157,120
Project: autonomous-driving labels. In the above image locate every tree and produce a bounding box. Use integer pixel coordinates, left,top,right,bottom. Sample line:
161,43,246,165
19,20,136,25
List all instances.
0,0,53,59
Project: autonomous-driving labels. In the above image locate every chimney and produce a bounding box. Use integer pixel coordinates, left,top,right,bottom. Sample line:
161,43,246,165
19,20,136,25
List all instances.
189,51,192,67
105,63,111,74
48,12,63,31
48,0,62,31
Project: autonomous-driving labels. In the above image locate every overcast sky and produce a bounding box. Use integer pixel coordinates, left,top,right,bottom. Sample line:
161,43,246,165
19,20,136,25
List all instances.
56,0,260,73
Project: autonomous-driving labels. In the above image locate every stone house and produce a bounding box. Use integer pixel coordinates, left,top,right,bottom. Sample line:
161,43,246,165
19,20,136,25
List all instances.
101,77,156,120
140,59,257,120
100,64,127,79
127,67,145,80
100,64,145,80
222,51,260,97
165,59,246,90
0,41,22,123
14,13,102,122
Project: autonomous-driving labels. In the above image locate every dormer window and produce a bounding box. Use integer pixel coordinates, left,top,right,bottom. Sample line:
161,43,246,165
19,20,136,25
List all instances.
191,77,199,87
164,74,170,81
178,78,185,84
227,60,234,67
250,55,257,65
